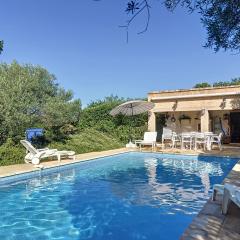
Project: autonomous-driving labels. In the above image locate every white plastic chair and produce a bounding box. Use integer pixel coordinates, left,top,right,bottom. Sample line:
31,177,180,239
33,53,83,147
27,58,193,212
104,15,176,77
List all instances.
194,132,207,151
222,185,240,214
210,132,223,150
171,132,181,148
180,132,193,150
135,132,157,151
212,184,224,201
162,128,173,147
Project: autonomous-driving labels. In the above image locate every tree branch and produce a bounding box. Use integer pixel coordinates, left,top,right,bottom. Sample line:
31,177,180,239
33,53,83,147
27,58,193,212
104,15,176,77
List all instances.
119,0,151,42
0,40,3,55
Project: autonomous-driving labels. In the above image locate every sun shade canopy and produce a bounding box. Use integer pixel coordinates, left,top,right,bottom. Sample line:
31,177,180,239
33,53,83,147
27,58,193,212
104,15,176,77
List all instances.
110,100,154,116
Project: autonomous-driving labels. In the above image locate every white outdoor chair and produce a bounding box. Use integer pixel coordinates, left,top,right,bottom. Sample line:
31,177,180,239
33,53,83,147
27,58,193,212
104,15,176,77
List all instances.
162,128,173,148
212,183,240,215
222,184,240,214
135,132,157,151
210,132,223,150
212,184,224,201
194,132,207,151
20,140,75,165
203,132,214,150
180,132,193,150
171,132,181,148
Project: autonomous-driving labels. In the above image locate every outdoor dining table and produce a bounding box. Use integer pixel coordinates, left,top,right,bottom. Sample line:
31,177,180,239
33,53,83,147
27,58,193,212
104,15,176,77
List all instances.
178,132,218,151
178,132,195,150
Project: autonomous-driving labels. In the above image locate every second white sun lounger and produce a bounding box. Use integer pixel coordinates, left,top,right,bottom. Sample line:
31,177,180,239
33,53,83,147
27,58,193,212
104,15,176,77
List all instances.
212,183,240,214
135,132,157,151
222,183,240,214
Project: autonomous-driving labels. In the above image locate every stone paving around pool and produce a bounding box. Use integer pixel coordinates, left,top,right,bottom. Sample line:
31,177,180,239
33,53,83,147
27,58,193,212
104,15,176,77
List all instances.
0,148,129,178
0,146,240,240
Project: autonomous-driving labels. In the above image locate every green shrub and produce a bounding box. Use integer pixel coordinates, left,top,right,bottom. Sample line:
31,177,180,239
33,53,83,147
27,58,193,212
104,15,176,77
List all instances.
49,128,123,154
79,96,148,144
114,124,148,143
0,95,148,166
0,139,25,166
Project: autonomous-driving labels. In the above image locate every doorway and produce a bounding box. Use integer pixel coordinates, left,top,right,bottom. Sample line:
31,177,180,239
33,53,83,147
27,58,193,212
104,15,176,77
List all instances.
230,112,240,143
155,113,166,142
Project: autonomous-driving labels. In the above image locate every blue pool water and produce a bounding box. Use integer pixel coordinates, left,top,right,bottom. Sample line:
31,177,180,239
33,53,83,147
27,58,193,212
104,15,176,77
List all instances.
0,152,238,240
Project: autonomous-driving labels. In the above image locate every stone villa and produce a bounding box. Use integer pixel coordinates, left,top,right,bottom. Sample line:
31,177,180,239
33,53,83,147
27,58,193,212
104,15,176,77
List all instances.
148,85,240,143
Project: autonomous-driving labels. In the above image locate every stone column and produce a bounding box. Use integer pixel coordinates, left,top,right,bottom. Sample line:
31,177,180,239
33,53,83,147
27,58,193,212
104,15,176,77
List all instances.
148,111,156,132
200,109,209,132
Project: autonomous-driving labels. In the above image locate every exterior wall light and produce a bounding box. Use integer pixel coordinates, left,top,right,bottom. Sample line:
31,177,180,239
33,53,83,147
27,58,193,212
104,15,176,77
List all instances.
172,100,178,111
201,109,206,116
220,98,227,109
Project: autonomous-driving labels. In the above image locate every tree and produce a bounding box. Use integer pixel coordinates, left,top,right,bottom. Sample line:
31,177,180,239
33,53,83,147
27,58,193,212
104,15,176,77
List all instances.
0,40,3,54
165,0,240,52
118,1,240,51
193,82,212,88
0,61,81,144
231,78,240,85
194,77,240,88
213,78,240,87
42,90,81,141
212,81,230,87
79,96,125,132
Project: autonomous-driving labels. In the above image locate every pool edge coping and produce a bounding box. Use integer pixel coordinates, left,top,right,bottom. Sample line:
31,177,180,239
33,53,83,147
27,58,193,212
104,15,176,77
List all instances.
0,148,133,183
1,149,239,184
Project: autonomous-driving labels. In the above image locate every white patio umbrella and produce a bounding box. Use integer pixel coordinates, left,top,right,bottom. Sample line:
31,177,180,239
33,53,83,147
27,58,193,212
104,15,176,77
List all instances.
110,100,154,117
110,100,155,146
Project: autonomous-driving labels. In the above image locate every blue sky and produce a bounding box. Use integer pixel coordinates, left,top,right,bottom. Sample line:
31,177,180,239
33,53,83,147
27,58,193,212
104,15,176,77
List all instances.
1,0,240,106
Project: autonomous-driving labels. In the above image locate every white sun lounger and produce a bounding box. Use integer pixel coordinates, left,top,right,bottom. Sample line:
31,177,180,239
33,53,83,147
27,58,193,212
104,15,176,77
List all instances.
20,140,75,165
135,132,157,151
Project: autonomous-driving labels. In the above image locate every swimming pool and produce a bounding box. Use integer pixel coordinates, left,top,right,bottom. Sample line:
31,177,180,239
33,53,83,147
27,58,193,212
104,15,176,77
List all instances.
0,152,238,240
